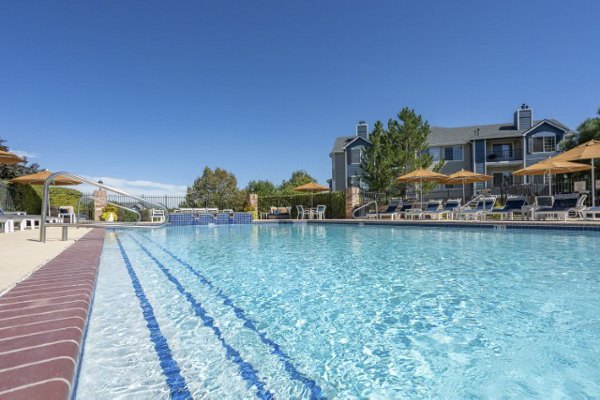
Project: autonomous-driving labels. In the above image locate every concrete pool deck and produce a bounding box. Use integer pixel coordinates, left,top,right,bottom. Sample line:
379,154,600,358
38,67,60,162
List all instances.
0,227,93,294
0,228,104,400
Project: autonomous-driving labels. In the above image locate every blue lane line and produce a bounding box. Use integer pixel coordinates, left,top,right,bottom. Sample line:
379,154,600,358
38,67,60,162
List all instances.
115,235,192,400
123,234,274,400
133,232,325,400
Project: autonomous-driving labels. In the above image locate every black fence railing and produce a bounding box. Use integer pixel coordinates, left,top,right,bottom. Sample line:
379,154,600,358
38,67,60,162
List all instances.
486,148,523,162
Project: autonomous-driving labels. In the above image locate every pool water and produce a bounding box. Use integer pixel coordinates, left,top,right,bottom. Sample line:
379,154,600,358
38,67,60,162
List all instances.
76,224,600,399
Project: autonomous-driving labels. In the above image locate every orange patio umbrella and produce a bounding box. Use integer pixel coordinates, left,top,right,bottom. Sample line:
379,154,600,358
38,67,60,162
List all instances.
396,168,447,206
513,160,591,196
0,150,24,165
294,182,330,207
444,169,492,204
549,139,600,205
11,170,82,186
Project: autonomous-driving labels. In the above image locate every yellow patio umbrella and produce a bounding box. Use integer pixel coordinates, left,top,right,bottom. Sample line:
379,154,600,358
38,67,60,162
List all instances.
0,150,24,164
11,170,82,186
445,169,492,204
396,168,447,206
550,139,600,205
513,160,591,196
294,182,330,207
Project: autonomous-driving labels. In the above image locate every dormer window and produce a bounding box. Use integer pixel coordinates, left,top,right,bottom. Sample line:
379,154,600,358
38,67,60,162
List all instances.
529,133,556,153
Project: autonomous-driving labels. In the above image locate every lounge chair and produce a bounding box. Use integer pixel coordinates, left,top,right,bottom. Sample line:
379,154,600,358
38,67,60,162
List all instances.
380,202,414,220
421,199,462,220
405,200,443,220
485,196,527,221
534,193,587,221
457,197,496,220
267,206,291,219
367,199,401,219
582,207,600,220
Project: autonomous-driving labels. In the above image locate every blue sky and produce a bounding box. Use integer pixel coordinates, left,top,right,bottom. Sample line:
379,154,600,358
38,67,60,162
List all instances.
1,1,599,194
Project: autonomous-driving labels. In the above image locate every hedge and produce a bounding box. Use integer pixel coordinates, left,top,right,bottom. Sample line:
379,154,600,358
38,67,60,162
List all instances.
258,192,345,219
2,180,82,214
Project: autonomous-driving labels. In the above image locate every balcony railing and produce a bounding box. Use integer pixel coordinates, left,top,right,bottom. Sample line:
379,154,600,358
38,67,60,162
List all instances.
486,148,523,162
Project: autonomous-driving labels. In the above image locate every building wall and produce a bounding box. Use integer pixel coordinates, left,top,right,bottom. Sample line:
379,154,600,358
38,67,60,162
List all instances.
332,152,346,192
437,143,472,175
524,123,565,167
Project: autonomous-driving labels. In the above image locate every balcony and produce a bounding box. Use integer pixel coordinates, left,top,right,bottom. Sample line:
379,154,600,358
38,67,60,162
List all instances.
486,148,523,163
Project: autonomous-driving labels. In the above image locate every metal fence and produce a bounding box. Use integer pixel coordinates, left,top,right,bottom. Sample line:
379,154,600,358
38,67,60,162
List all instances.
81,193,186,210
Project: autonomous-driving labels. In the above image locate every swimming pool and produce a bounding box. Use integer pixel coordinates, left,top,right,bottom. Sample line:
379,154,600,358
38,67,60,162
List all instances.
76,223,600,398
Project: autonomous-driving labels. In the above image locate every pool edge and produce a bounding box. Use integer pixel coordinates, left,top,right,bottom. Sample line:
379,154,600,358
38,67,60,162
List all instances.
0,228,105,400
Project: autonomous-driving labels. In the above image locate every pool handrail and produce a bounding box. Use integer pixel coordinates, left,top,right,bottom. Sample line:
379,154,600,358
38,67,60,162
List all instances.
40,171,170,242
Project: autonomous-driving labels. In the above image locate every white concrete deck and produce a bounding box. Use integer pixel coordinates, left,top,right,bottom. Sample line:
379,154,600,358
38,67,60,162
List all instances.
0,227,93,293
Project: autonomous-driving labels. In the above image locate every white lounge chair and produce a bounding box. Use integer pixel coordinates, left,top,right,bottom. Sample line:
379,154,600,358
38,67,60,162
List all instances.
582,206,600,220
405,200,443,220
485,196,528,221
534,193,586,221
457,197,496,221
421,199,462,220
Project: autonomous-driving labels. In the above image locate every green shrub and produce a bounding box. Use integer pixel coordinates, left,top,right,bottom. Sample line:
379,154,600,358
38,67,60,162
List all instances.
258,192,345,219
100,204,119,221
6,183,82,214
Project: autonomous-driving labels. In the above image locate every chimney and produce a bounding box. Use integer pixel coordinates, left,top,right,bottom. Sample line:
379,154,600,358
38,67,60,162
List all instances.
356,121,369,140
514,104,533,130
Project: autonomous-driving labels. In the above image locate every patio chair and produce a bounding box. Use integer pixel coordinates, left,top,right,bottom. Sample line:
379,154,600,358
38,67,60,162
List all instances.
534,193,586,221
314,205,327,220
421,199,462,220
367,199,401,219
0,216,15,233
150,209,166,223
457,197,496,221
405,200,443,220
485,196,528,221
296,205,312,219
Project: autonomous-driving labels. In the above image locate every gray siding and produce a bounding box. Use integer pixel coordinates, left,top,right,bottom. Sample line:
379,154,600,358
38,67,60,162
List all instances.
438,143,471,175
524,123,565,167
332,153,346,191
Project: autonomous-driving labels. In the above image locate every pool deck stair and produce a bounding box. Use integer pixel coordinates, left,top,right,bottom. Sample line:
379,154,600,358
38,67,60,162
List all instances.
0,229,104,400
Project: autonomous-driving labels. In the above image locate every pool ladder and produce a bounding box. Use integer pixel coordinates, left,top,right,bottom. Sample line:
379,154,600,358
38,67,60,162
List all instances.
40,171,170,242
353,200,378,219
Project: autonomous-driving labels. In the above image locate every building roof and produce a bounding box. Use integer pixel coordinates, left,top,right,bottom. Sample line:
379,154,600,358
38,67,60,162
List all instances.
332,119,573,151
429,119,572,146
331,135,371,153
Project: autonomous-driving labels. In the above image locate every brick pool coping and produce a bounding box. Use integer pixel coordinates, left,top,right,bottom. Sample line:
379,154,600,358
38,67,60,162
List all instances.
0,228,104,400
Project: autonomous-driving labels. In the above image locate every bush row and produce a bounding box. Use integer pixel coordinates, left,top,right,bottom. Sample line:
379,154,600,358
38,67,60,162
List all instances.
258,192,346,219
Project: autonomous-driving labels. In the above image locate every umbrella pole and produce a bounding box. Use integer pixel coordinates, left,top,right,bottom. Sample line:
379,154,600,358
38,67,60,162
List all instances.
549,172,552,196
592,158,596,207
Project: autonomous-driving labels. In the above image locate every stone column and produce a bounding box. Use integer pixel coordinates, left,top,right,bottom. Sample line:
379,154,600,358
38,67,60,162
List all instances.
93,189,107,221
345,187,361,219
248,193,258,219
248,193,258,210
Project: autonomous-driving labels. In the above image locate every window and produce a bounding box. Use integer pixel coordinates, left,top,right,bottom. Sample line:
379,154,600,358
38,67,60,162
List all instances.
529,133,556,153
444,146,463,161
348,148,361,165
427,147,442,162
